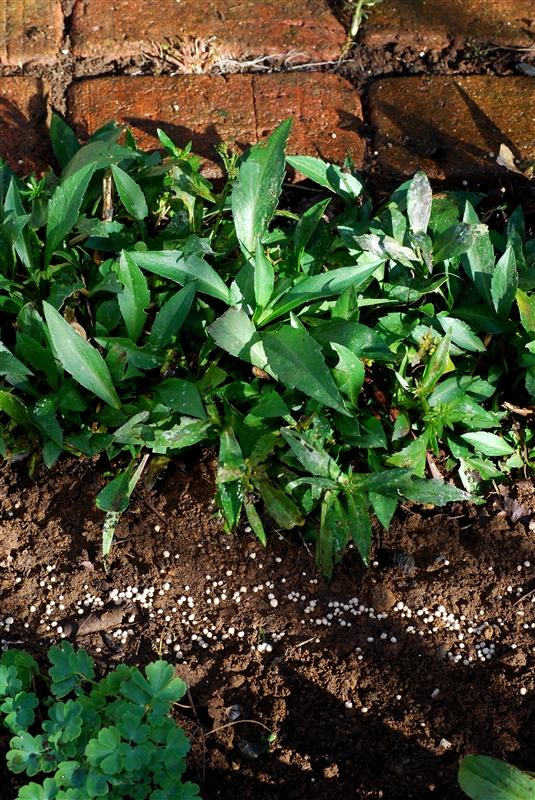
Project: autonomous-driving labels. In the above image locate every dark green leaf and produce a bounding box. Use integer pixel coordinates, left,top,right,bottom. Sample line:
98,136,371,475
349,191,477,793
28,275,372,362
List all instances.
251,473,304,529
116,251,150,343
346,492,372,566
262,260,384,323
50,113,80,169
208,307,268,370
254,240,274,310
156,379,206,419
404,478,472,505
281,428,341,479
461,200,494,307
130,250,230,303
43,302,122,410
232,119,292,257
491,245,517,317
111,164,148,222
263,326,348,414
45,162,96,267
149,281,196,347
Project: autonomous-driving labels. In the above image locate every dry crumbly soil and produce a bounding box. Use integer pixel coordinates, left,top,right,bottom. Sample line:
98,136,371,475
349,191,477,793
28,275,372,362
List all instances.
3,454,535,799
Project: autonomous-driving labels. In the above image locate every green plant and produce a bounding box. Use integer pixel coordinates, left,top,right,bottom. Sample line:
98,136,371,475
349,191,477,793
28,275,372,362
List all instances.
0,643,200,800
340,0,383,59
2,115,535,578
459,754,535,799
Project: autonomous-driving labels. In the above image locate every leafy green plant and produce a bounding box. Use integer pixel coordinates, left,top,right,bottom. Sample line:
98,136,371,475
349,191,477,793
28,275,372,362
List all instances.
0,643,200,799
459,754,535,799
2,115,535,578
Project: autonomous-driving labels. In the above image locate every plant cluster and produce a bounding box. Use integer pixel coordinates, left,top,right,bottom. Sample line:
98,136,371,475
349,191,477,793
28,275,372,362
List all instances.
1,116,535,576
0,643,200,799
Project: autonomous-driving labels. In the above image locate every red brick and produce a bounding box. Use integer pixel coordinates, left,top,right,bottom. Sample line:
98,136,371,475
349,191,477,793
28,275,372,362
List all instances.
67,74,365,180
0,77,51,175
70,0,345,64
0,0,63,65
362,0,535,49
369,76,535,182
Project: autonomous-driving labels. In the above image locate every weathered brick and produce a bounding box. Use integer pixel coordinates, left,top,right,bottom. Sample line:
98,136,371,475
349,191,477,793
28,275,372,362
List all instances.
70,0,346,64
0,77,51,175
0,0,63,65
369,76,535,182
362,0,535,49
68,74,365,180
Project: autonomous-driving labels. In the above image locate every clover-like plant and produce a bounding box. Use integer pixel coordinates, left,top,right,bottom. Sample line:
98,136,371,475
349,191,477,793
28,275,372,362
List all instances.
0,643,201,800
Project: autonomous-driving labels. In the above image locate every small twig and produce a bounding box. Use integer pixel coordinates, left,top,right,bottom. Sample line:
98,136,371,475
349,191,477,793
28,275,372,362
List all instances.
204,718,275,739
295,637,317,648
133,491,169,527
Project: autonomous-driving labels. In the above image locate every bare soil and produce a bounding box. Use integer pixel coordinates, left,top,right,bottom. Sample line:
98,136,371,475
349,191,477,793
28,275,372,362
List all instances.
2,453,535,799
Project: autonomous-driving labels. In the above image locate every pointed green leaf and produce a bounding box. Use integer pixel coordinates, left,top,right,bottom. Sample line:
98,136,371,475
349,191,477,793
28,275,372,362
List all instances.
407,171,432,234
433,222,487,265
50,113,80,170
491,245,517,317
458,755,535,800
244,496,267,546
281,428,341,480
0,390,37,437
43,301,122,409
346,492,372,566
0,342,33,382
368,491,397,530
461,200,494,307
61,138,137,181
331,343,365,406
286,155,362,205
4,178,34,274
418,333,453,395
387,431,429,478
130,250,230,303
263,326,349,414
232,119,292,257
294,197,332,264
111,164,148,222
404,478,472,505
461,431,514,456
251,472,305,529
263,260,383,324
436,316,486,352
116,250,150,343
152,419,213,454
516,288,535,334
208,307,269,370
45,162,96,267
156,378,206,419
149,281,196,347
254,240,274,310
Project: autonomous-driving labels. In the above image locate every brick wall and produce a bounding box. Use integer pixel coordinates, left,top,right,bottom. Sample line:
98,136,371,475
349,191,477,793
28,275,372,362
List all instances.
1,0,534,184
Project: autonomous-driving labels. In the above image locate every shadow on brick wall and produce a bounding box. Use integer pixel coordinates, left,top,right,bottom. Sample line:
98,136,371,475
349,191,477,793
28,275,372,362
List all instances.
0,82,51,176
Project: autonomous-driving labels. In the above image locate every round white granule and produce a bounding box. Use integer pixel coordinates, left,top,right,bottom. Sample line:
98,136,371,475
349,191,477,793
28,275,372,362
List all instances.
270,599,279,608
520,687,527,696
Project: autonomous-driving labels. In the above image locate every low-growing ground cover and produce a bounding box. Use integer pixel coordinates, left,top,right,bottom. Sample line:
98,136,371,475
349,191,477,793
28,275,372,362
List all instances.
2,118,535,799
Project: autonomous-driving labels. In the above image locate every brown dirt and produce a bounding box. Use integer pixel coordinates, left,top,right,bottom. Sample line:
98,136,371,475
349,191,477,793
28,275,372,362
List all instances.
2,454,535,799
